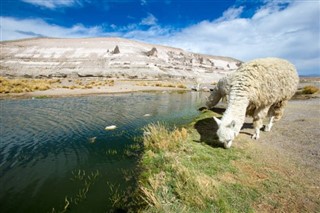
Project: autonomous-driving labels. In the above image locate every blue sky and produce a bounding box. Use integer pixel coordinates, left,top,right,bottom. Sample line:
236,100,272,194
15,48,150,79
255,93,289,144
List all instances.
1,0,320,75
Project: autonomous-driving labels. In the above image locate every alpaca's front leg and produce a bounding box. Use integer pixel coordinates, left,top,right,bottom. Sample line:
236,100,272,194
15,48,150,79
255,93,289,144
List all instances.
252,106,270,140
252,127,261,140
252,118,262,139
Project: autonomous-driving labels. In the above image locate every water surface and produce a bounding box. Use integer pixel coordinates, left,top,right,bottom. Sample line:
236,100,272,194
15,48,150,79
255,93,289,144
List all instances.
0,91,205,212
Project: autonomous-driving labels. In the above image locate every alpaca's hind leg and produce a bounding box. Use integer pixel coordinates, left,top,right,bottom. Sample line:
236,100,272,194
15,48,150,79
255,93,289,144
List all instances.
252,106,271,140
265,101,287,132
264,116,274,132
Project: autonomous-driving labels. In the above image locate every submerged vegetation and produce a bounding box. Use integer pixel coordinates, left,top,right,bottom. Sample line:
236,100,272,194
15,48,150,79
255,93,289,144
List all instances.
51,170,100,213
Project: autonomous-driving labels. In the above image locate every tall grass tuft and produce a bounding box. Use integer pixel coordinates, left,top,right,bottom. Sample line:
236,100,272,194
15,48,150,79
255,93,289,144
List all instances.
143,123,188,152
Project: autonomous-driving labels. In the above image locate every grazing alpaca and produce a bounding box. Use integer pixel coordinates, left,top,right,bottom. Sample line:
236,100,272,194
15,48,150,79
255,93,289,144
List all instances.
213,58,299,148
206,76,231,109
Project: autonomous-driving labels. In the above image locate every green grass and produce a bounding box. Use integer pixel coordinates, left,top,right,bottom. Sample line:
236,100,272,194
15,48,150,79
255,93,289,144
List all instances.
133,110,262,212
112,109,319,212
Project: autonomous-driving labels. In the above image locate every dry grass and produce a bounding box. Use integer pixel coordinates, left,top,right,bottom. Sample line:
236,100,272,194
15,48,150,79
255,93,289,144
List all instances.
0,77,52,93
136,81,187,89
302,85,319,94
0,77,116,93
143,123,187,152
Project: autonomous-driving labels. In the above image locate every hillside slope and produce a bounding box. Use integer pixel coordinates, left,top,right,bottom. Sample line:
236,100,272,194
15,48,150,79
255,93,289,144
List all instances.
0,37,241,82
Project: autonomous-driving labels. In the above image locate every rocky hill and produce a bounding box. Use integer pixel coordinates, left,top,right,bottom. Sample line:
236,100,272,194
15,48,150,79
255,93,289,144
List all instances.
0,37,241,82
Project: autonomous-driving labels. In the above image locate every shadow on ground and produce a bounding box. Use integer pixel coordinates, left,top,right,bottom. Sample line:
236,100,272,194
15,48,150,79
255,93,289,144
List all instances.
194,107,227,148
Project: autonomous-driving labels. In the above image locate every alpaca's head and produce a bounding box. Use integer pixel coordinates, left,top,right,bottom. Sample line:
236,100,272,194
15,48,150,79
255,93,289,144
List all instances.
213,117,237,149
205,88,221,109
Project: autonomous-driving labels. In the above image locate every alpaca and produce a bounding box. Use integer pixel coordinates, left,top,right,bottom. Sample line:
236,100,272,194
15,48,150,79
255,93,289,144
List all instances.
213,58,299,148
206,75,231,109
206,75,287,126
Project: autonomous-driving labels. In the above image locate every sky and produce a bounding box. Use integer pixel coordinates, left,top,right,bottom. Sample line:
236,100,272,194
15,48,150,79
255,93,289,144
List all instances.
1,0,320,76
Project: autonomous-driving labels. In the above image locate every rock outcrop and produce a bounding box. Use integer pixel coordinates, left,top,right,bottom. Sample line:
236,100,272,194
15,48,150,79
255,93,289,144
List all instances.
146,47,158,57
112,45,120,54
0,37,242,82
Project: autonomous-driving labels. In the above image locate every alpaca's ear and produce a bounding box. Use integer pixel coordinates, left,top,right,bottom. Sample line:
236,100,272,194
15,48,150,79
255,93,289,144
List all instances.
213,117,222,126
228,120,236,128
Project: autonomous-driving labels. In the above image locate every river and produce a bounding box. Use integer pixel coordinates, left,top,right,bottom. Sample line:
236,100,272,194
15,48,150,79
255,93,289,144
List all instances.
0,91,205,212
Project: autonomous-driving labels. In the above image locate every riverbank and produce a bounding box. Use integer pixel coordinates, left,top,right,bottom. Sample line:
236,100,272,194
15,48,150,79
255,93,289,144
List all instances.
0,77,192,100
121,97,320,212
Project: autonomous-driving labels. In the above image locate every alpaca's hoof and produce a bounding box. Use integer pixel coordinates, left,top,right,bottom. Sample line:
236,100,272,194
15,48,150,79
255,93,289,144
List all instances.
264,125,271,132
224,140,233,149
252,134,260,140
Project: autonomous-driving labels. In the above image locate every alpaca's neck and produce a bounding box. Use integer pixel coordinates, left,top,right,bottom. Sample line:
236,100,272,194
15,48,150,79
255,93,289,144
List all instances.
222,94,249,132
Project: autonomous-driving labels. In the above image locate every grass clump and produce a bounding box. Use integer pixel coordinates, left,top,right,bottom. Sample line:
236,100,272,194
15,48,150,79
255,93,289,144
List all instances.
302,85,319,94
0,77,117,93
0,77,52,93
136,117,260,212
136,81,187,89
143,123,187,152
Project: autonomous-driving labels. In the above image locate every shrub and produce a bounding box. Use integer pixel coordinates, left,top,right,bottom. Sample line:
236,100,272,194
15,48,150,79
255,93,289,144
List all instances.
177,83,187,89
302,85,319,94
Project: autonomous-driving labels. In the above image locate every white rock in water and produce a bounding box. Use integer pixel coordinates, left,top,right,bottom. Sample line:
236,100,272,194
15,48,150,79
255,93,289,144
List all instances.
143,114,151,117
105,125,117,130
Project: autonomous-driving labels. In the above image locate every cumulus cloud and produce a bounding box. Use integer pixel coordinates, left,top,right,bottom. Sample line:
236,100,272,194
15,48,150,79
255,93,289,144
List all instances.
21,0,81,9
153,1,319,75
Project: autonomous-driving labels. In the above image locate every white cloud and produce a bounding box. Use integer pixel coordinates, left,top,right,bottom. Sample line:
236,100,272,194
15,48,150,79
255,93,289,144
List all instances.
140,13,158,26
0,17,108,40
140,0,147,6
140,0,319,75
21,0,81,9
216,6,244,22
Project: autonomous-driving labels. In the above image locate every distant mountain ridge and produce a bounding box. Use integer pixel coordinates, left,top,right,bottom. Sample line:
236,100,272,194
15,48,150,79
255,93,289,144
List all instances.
0,37,242,82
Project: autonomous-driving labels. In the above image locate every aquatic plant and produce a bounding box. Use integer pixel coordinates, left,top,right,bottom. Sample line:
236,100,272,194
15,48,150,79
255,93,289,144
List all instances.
51,170,100,212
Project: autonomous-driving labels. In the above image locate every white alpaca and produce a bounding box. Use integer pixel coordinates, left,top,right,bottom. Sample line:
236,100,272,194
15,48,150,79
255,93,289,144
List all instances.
213,58,299,148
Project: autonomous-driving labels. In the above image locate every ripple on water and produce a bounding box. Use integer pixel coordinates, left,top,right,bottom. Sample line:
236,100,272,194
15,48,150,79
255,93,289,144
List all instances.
0,92,206,212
